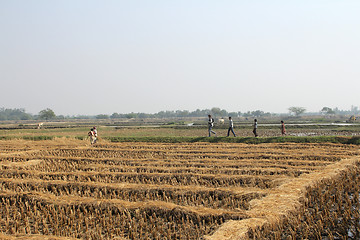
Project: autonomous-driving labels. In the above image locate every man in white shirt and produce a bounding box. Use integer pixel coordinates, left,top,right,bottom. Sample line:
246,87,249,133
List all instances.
208,115,216,137
227,117,236,137
253,119,258,137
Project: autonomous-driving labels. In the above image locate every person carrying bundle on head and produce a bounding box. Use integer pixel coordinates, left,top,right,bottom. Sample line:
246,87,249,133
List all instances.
92,126,98,142
88,127,97,145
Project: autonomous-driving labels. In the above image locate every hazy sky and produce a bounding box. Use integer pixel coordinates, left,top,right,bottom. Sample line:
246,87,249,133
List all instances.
1,1,359,116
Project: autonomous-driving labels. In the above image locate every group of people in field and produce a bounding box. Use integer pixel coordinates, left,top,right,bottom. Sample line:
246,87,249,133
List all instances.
208,114,286,137
87,117,287,144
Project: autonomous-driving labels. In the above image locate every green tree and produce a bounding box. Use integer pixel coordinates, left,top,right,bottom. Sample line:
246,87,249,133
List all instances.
228,112,239,117
38,108,56,120
211,107,228,117
251,110,265,117
110,113,121,119
125,113,138,119
288,107,306,116
96,114,109,119
321,107,335,115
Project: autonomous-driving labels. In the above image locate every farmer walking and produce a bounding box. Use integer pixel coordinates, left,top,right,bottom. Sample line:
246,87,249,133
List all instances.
227,117,236,137
208,115,216,137
253,119,258,137
88,126,98,145
281,121,286,136
88,128,95,145
92,126,98,144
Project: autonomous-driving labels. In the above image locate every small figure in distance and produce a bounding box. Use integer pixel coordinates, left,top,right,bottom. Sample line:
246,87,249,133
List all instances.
92,126,98,144
208,115,216,137
227,117,236,137
93,126,98,139
88,128,95,145
253,119,258,137
88,127,98,145
281,120,286,136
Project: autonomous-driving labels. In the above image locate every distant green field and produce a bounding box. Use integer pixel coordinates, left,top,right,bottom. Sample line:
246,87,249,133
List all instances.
99,135,360,145
0,121,359,145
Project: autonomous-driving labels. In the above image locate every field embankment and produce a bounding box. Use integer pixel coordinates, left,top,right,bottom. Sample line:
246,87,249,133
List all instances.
1,135,360,145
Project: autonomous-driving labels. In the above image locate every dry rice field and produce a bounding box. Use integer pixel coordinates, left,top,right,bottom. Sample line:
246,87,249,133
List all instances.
0,139,359,239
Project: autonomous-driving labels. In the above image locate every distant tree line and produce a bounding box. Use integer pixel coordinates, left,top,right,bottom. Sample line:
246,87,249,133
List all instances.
0,107,273,120
108,108,273,119
0,108,32,120
1,106,359,121
333,106,360,115
0,108,56,121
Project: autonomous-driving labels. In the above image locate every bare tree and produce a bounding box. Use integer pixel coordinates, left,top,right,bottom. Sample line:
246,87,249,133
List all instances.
288,107,306,116
321,107,335,115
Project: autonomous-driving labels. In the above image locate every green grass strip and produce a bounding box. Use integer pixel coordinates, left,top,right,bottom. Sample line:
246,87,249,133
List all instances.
104,136,360,144
0,136,56,141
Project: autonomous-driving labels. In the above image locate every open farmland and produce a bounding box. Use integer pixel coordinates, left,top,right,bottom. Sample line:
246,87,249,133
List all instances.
1,118,360,141
0,139,359,239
